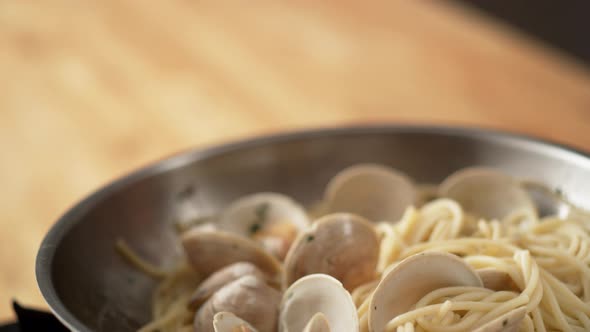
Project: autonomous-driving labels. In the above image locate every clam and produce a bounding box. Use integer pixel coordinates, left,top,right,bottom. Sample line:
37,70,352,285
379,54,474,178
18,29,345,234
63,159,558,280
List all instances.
213,312,258,332
195,275,280,332
368,252,483,332
217,193,310,260
189,262,270,310
283,213,380,290
439,167,536,220
302,313,331,332
280,274,358,332
324,164,416,222
472,306,527,332
181,228,281,277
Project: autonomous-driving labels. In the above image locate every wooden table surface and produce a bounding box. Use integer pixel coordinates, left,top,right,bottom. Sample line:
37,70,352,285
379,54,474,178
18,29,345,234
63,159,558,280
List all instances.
2,0,590,322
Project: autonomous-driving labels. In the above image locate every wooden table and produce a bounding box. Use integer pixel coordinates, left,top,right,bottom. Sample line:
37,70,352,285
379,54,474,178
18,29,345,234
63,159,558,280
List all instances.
1,0,590,322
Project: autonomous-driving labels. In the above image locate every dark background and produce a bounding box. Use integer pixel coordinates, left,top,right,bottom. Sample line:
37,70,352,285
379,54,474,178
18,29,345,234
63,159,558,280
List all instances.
456,0,590,66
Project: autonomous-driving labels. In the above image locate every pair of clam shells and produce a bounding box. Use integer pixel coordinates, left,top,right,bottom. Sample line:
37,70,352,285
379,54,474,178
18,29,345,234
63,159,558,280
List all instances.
185,260,357,332
209,273,355,332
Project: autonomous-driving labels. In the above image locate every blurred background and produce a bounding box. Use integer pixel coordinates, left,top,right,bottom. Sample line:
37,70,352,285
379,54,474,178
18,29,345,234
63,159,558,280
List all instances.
1,0,590,323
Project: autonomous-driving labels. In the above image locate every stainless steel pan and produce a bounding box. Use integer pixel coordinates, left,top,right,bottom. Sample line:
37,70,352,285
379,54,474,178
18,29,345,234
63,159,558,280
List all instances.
36,125,590,331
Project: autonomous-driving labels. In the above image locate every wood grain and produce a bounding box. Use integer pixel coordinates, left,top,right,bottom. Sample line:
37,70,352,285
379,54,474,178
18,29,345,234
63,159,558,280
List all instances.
1,0,590,321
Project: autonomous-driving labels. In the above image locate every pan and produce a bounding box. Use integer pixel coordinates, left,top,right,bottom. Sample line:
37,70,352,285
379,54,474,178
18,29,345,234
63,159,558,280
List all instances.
36,125,590,331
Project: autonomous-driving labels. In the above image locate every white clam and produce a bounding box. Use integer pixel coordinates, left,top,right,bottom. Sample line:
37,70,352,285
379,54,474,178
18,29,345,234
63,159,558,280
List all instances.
218,193,310,260
213,312,258,332
283,213,380,291
280,274,358,332
181,228,281,277
195,275,280,332
368,252,483,332
439,167,536,220
324,164,416,222
472,306,527,332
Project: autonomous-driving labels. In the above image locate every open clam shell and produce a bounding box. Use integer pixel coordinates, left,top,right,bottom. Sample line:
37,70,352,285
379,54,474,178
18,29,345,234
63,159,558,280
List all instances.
283,213,380,291
439,167,536,220
324,164,416,222
368,252,483,332
280,274,358,332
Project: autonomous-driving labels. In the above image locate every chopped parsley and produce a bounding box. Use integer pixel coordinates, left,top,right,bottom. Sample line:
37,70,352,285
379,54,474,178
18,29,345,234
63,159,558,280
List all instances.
255,202,270,220
248,203,270,235
249,223,262,234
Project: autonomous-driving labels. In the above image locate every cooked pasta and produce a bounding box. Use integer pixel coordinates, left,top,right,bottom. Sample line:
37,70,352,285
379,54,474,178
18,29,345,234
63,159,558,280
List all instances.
352,198,590,332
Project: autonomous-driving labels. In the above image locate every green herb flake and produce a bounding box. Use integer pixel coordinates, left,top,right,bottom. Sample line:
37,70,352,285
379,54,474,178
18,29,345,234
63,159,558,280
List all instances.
256,203,270,220
248,203,270,235
306,235,315,243
249,223,261,234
